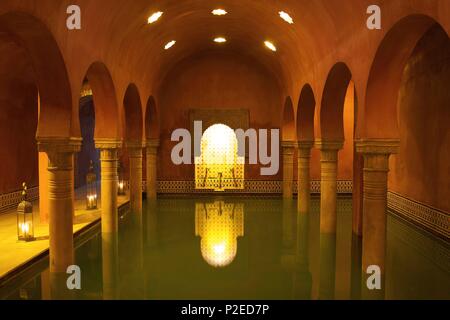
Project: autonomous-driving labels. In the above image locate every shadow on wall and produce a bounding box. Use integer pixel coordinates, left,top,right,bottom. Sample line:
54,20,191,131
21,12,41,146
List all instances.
0,34,39,194
75,96,100,188
390,24,450,213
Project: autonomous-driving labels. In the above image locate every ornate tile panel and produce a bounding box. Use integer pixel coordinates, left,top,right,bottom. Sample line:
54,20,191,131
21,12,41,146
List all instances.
388,192,449,240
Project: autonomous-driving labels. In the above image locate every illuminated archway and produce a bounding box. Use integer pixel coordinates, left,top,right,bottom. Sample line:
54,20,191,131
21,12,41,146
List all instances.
195,124,244,191
195,201,244,268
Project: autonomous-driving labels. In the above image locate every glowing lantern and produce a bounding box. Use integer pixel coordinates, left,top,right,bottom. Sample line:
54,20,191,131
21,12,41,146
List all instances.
86,161,98,210
17,183,35,242
117,161,126,196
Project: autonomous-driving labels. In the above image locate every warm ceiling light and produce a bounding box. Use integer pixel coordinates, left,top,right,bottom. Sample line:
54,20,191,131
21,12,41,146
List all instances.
164,40,176,50
212,9,227,16
214,37,227,43
279,11,294,24
148,11,163,24
264,41,277,52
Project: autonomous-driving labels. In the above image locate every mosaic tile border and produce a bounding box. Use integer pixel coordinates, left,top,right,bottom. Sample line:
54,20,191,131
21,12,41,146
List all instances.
0,187,39,213
387,191,450,240
1,183,447,240
156,180,353,194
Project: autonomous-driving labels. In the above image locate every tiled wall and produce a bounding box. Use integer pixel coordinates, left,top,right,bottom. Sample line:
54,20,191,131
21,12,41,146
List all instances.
1,182,448,240
156,180,353,194
388,191,449,240
0,187,39,213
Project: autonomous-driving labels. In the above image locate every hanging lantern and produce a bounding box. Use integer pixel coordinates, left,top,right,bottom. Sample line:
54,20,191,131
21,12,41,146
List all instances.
86,160,98,210
17,183,35,242
117,161,125,196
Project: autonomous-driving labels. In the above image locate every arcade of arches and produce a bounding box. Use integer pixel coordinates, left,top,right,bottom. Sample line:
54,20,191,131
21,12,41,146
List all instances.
0,1,449,300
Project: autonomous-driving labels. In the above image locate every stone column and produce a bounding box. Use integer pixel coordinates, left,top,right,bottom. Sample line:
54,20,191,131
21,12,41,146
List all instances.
37,137,81,274
282,141,296,199
352,151,364,236
127,141,144,213
146,139,159,201
96,139,122,234
356,139,399,299
297,141,314,213
38,152,49,223
316,140,344,234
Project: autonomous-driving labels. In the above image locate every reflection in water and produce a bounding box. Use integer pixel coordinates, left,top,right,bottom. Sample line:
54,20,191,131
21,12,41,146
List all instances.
282,200,295,252
146,200,159,248
195,201,244,268
280,200,296,274
350,234,362,300
2,197,449,300
292,212,312,299
144,201,159,299
119,209,145,299
101,233,119,300
319,233,337,300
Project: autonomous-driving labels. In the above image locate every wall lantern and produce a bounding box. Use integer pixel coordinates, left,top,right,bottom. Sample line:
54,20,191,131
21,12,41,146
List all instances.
17,183,35,242
117,161,126,196
86,160,98,210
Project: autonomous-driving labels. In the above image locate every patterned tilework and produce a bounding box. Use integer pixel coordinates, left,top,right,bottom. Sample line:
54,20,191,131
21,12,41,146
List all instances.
156,180,353,194
388,191,449,240
0,187,39,213
1,182,447,241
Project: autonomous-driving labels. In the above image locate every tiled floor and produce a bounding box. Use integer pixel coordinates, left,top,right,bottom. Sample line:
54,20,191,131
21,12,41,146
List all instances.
0,189,129,279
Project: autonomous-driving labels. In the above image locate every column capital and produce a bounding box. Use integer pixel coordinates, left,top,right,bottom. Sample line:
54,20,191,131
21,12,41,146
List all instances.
126,140,145,150
281,141,297,149
145,139,160,149
37,137,82,154
297,141,313,159
95,138,123,150
315,139,344,151
282,141,297,157
355,139,400,155
297,140,314,150
127,141,144,158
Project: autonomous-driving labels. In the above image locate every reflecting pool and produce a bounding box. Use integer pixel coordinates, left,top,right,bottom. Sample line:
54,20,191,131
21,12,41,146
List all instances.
1,196,449,300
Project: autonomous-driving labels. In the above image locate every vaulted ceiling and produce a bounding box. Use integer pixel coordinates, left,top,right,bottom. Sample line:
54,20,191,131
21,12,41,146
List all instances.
1,0,449,133
56,0,370,94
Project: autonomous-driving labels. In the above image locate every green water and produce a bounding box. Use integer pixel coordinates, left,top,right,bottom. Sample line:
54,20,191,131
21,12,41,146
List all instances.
2,197,449,300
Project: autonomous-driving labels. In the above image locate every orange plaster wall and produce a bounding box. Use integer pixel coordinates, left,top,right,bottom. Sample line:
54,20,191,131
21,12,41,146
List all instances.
0,39,38,194
389,26,450,213
310,83,354,181
157,51,283,181
339,83,355,181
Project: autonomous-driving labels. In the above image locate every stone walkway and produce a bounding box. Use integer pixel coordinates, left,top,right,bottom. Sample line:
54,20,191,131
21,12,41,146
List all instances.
0,188,129,280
